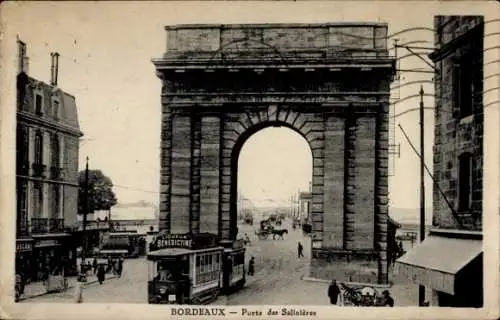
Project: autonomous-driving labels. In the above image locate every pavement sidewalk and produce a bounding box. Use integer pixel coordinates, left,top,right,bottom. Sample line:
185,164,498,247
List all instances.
18,273,119,302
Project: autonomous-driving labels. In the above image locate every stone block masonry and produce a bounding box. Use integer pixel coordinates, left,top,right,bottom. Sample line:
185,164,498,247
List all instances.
170,116,191,233
199,117,220,234
155,23,395,285
322,116,345,249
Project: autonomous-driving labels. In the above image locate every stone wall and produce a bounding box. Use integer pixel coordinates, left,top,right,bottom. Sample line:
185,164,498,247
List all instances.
322,116,345,248
310,249,379,283
432,16,483,230
169,116,192,233
164,23,389,58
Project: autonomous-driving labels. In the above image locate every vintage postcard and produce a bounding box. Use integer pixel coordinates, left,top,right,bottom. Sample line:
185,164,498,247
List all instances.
0,1,499,319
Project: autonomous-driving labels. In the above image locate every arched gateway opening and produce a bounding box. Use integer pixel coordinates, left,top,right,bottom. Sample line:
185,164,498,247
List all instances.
154,23,395,284
230,122,313,241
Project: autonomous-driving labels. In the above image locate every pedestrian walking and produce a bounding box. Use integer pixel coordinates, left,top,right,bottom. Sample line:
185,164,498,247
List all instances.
247,256,255,276
97,264,106,285
92,258,98,275
243,233,250,246
74,279,84,303
18,271,26,296
328,280,340,305
297,242,304,258
117,258,124,277
15,274,22,301
382,290,394,307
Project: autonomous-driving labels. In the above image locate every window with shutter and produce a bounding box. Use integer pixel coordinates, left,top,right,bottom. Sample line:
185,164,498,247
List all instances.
52,99,60,120
51,134,60,168
34,130,43,165
458,153,473,211
459,59,473,118
35,94,43,115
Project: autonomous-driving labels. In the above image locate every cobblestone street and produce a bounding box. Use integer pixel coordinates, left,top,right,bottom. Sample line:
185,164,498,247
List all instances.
229,219,421,306
20,219,419,306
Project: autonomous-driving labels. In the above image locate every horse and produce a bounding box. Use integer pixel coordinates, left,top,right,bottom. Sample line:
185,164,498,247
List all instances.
271,229,288,240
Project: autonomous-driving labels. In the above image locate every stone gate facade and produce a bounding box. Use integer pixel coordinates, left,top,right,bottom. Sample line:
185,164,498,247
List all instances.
153,23,395,284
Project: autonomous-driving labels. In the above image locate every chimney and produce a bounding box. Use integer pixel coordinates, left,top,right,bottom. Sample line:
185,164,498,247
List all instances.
50,52,60,86
17,36,28,74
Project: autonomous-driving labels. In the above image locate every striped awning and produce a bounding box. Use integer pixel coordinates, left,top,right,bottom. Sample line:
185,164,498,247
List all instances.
394,235,482,295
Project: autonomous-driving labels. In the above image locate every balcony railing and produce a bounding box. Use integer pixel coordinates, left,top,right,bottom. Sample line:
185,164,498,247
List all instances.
48,218,65,232
50,166,64,180
31,218,48,233
32,163,47,178
30,218,65,234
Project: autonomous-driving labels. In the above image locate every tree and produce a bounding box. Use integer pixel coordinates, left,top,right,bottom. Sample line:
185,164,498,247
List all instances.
78,169,117,214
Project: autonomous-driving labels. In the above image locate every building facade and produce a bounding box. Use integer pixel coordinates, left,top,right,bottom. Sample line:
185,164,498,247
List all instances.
298,192,312,223
395,16,484,307
15,40,83,281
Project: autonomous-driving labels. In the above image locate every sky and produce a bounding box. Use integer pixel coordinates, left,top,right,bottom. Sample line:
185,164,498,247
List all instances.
238,127,312,207
2,1,498,223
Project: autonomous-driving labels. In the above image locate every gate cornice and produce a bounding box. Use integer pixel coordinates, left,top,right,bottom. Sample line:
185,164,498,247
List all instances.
164,104,382,117
161,93,390,107
153,59,395,72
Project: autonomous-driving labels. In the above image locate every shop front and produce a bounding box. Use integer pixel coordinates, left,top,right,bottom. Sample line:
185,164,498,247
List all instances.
32,233,75,291
394,229,483,307
16,238,34,289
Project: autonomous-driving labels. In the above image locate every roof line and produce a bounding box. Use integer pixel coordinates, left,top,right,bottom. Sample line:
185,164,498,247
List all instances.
165,22,389,30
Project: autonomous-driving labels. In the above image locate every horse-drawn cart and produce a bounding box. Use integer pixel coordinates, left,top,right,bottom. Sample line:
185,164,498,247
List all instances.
255,229,272,240
340,283,392,307
255,219,274,240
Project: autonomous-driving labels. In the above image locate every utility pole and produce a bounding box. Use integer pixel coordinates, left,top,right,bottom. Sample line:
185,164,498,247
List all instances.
81,156,89,279
297,189,300,217
419,86,426,306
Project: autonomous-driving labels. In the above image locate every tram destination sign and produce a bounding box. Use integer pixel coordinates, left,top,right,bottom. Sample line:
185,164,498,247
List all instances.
155,234,193,250
152,232,219,250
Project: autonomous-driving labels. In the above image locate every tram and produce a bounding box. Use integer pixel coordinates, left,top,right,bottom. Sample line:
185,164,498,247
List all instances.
220,239,246,293
147,232,246,305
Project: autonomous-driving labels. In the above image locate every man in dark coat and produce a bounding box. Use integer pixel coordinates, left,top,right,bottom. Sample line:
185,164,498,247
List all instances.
117,258,124,277
328,280,340,305
297,242,304,258
92,258,98,275
97,264,106,284
382,290,394,307
247,257,255,276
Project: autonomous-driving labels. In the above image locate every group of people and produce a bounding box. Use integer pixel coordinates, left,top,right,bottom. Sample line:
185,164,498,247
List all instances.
328,280,394,307
90,257,125,285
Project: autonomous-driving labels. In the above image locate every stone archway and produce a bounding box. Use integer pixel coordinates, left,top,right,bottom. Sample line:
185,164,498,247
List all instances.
154,23,395,284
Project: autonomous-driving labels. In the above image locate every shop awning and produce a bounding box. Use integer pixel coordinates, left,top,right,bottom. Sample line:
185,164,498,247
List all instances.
394,235,482,295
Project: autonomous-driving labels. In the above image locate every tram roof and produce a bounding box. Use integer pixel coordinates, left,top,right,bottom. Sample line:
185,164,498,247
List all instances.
147,246,224,259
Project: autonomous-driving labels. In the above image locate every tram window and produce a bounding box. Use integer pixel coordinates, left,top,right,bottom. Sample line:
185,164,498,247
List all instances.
154,260,181,281
195,252,219,284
